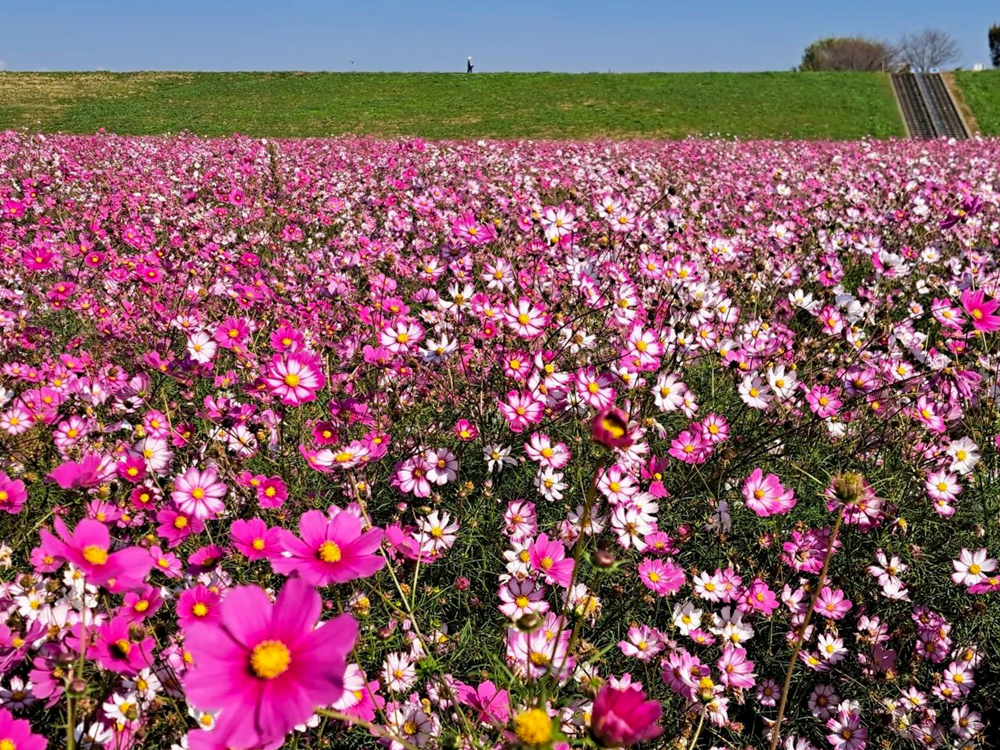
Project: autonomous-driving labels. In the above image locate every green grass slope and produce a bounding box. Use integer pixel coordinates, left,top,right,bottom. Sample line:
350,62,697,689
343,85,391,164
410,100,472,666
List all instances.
954,70,1000,135
0,71,904,140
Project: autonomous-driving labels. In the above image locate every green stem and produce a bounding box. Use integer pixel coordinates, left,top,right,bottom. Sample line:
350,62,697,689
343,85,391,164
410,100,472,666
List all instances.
687,710,706,750
769,502,847,750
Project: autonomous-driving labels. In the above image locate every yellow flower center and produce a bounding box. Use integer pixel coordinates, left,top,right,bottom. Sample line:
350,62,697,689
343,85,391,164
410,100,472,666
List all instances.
252,538,265,550
83,545,109,565
193,603,209,617
515,596,530,608
318,541,342,563
0,739,17,750
134,600,150,612
283,373,300,387
969,564,981,575
191,488,205,499
250,640,291,679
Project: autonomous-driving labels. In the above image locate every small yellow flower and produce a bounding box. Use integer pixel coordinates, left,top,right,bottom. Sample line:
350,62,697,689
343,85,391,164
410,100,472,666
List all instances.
513,708,552,746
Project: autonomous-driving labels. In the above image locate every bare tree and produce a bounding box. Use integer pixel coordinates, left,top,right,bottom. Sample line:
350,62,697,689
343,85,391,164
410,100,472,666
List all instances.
897,29,961,70
800,37,899,72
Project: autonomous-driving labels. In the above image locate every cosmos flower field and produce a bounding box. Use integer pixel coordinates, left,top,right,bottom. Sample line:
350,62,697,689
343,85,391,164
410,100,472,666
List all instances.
0,130,998,750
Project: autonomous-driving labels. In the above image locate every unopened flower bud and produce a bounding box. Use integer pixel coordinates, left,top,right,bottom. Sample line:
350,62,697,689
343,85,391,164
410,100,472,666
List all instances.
515,612,543,632
69,678,88,696
832,472,864,503
593,549,616,569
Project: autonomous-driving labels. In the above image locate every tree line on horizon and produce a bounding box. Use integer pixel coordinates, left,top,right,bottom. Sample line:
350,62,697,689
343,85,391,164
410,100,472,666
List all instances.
802,26,1000,72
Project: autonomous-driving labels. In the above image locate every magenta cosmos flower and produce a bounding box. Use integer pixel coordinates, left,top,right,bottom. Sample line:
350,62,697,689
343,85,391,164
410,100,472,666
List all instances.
590,684,663,747
272,510,385,586
0,472,27,514
47,453,105,490
171,466,227,520
960,289,1000,333
184,577,358,749
742,469,796,517
528,533,575,587
40,517,152,591
592,407,634,449
263,351,326,406
0,707,47,750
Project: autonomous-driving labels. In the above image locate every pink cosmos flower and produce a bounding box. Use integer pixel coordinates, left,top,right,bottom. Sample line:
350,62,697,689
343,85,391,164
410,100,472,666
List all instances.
718,645,756,689
951,548,997,587
116,455,147,484
742,469,796,517
590,684,663,748
498,578,549,620
452,212,496,245
668,428,707,464
619,624,665,661
272,509,385,586
814,587,852,619
504,298,549,339
806,385,842,419
0,706,47,750
379,318,425,354
177,584,223,630
592,407,634,449
47,453,106,490
392,454,434,498
453,418,479,441
256,476,288,509
263,351,326,406
40,517,152,591
156,508,204,548
637,558,686,596
525,432,572,468
90,615,156,675
739,579,780,615
231,518,283,561
454,680,510,727
826,709,867,750
171,466,227,520
960,289,1000,333
184,577,358,750
0,472,27,514
700,413,729,444
499,390,544,433
528,533,575,587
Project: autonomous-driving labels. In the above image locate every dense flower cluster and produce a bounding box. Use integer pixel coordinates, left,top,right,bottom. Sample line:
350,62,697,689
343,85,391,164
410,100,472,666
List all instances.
0,131,998,750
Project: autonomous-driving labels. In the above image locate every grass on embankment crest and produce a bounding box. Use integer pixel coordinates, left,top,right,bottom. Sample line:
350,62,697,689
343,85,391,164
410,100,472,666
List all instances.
0,71,905,140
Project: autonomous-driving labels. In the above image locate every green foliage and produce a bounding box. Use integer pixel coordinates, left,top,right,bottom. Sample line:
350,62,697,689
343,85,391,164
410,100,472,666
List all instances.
0,71,906,140
953,70,1000,134
800,37,897,72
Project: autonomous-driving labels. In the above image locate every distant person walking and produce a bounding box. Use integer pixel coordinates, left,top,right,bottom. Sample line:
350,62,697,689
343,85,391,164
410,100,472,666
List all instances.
467,56,474,73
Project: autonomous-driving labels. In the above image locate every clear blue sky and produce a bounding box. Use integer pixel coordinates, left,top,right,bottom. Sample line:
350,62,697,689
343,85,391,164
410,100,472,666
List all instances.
0,0,995,73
